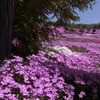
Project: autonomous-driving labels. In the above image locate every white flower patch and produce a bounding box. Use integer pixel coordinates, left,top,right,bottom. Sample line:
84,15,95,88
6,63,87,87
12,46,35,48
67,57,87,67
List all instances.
44,46,74,56
53,46,74,55
43,46,91,64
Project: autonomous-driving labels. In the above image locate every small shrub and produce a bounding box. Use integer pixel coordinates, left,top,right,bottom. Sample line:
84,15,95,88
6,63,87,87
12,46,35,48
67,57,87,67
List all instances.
79,27,84,33
68,28,75,32
92,27,96,34
86,28,91,33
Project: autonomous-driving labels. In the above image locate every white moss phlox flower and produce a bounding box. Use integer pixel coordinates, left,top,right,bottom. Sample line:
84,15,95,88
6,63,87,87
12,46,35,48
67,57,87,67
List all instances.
46,46,74,56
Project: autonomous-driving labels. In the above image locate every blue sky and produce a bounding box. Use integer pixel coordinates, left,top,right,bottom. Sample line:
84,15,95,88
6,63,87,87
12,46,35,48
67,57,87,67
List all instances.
51,0,100,24
76,0,100,24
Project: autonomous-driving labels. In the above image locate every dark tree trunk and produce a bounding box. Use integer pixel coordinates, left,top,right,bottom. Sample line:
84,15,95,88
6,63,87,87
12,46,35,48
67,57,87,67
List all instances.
0,0,13,61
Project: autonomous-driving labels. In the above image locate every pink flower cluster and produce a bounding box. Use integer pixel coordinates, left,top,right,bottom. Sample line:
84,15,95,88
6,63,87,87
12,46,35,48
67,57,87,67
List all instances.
0,53,75,100
0,49,100,99
1,27,100,100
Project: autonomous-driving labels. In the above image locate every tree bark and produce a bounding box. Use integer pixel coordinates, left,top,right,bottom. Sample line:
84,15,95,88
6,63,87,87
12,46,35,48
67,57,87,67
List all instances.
0,0,13,61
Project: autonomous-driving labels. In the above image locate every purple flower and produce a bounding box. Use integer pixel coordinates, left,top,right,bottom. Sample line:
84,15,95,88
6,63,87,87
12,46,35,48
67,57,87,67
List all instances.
12,38,20,46
78,91,86,98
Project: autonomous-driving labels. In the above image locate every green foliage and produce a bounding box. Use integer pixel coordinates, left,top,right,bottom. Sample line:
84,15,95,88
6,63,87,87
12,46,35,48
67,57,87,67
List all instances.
69,46,87,52
11,88,23,100
96,64,100,68
12,0,96,57
79,27,85,32
13,73,25,84
68,28,75,32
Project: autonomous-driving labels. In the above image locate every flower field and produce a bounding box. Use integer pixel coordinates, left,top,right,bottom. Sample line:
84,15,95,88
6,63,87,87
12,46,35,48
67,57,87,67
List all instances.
0,27,100,100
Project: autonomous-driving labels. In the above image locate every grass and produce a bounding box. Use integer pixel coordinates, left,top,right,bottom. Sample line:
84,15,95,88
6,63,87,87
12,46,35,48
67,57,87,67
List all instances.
68,46,87,52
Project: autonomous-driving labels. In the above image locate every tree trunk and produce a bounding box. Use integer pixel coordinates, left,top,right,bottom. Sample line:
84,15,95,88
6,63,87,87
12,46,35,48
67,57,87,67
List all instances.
0,0,13,61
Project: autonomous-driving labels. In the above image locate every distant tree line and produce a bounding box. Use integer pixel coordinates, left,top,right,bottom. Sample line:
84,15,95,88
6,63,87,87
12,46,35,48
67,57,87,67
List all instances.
67,23,100,29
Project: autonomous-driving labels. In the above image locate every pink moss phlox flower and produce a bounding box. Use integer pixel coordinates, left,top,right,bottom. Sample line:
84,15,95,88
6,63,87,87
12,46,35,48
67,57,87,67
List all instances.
78,91,86,98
